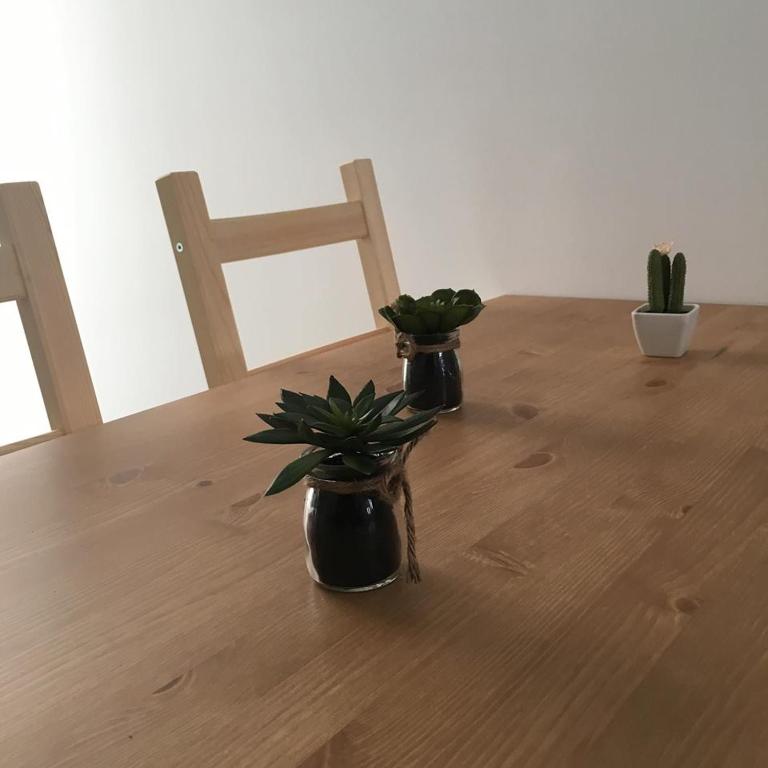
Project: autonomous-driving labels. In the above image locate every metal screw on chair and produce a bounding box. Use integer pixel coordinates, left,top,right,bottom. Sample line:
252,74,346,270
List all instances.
175,242,184,253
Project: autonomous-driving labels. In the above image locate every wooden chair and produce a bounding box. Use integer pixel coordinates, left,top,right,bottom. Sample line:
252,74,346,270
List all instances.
0,182,101,455
156,159,401,388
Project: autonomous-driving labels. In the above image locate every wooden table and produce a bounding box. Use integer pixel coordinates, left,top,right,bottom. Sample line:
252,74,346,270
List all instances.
2,296,768,768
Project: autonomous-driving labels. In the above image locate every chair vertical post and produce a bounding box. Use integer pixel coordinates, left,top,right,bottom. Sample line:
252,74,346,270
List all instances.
0,232,25,302
340,159,401,326
0,182,101,433
156,172,247,387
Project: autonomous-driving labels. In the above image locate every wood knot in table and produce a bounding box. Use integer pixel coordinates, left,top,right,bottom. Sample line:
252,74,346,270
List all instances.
152,673,184,695
674,504,694,519
514,451,554,469
512,403,539,420
197,479,214,487
673,596,701,615
464,545,532,576
108,467,142,485
645,378,667,388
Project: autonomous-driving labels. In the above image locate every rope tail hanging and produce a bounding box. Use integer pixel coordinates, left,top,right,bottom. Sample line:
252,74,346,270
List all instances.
389,438,421,582
400,460,420,582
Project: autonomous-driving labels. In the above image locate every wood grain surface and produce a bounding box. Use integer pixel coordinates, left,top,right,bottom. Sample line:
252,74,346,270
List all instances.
1,296,768,767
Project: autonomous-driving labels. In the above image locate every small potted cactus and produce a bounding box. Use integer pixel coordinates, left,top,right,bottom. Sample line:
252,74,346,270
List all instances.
632,244,699,358
378,289,485,412
244,377,439,591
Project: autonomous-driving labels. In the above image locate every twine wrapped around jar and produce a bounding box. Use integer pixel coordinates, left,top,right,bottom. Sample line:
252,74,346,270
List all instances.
395,331,461,362
305,440,422,583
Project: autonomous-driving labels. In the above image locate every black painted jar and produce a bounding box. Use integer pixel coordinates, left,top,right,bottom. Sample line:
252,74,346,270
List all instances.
303,453,401,592
401,330,462,412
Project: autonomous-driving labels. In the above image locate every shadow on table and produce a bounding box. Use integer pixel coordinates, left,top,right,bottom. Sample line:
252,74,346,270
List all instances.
446,400,542,432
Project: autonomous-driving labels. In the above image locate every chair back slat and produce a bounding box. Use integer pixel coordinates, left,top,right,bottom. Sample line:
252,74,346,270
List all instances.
214,201,368,263
156,158,401,388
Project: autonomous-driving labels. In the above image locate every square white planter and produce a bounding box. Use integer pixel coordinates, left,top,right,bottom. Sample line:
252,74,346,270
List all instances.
631,303,700,358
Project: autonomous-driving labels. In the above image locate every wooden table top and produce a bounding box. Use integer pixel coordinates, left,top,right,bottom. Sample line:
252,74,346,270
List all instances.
2,295,768,768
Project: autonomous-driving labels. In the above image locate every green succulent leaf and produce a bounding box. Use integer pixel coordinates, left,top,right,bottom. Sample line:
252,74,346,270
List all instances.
377,419,435,442
352,381,376,417
308,419,348,437
353,394,375,420
386,390,423,414
394,314,425,334
453,289,482,306
300,393,331,411
439,306,468,331
265,449,332,496
373,420,437,447
328,397,351,422
368,391,402,417
378,306,398,327
356,414,383,436
431,288,456,303
295,420,331,448
465,305,485,325
307,404,337,423
244,428,304,445
276,398,316,417
280,389,311,414
327,375,352,404
353,380,375,406
341,454,379,475
269,411,306,424
372,407,439,437
379,392,407,418
394,294,417,312
257,413,291,429
420,311,443,334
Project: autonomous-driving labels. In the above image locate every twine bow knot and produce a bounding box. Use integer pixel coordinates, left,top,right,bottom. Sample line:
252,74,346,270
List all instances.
395,333,416,361
395,332,460,362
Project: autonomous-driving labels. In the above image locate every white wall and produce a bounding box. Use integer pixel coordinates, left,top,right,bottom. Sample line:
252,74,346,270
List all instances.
1,0,767,444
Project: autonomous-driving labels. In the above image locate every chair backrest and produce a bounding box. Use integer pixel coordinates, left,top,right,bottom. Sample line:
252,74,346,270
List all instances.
0,182,101,455
156,158,401,388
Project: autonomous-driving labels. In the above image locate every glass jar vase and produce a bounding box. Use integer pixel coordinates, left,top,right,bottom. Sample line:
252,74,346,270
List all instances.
303,454,401,591
401,330,462,412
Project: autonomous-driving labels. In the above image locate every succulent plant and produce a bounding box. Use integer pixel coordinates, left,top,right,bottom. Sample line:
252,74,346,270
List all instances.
647,248,687,313
244,377,440,495
378,289,485,334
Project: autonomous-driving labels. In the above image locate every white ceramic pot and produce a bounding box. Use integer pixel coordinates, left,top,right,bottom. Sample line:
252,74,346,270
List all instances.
631,303,700,358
